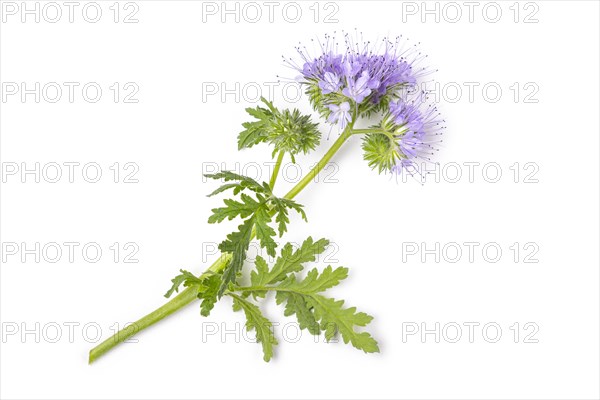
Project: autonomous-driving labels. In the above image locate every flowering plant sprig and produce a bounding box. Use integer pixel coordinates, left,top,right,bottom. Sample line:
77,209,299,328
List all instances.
89,32,444,363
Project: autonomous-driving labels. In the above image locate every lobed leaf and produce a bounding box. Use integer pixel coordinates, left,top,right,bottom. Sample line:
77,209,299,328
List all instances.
198,274,221,317
229,294,278,362
218,217,256,296
250,237,329,290
208,193,261,224
307,294,379,353
204,171,268,197
164,269,204,298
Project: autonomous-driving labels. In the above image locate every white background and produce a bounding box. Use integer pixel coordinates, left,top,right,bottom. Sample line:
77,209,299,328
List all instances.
1,1,599,399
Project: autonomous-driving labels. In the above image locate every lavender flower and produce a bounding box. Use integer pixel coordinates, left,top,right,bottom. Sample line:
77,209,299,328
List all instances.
342,71,373,103
362,93,444,175
389,96,444,175
389,99,426,136
327,102,352,130
319,71,341,94
283,32,428,117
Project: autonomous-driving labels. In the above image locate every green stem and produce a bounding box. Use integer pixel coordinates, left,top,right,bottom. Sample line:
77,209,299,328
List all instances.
88,253,231,364
283,125,353,200
269,151,285,189
350,128,387,135
351,127,398,143
89,125,354,364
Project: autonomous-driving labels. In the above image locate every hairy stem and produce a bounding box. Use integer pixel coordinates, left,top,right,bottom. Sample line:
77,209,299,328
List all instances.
88,253,231,364
283,126,353,200
89,125,354,364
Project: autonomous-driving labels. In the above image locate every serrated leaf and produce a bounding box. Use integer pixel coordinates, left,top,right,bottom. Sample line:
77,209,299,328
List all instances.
253,204,277,257
307,294,379,353
279,265,348,294
218,217,255,295
206,183,241,198
240,242,379,354
198,274,221,317
270,197,307,236
238,101,273,150
276,291,320,335
208,194,261,224
207,175,308,295
204,171,267,196
229,294,278,362
274,202,290,237
252,255,270,282
250,237,329,289
279,198,307,222
164,269,203,298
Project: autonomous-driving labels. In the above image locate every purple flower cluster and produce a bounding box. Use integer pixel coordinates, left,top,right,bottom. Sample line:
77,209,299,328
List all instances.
388,95,444,176
284,33,427,129
284,33,443,176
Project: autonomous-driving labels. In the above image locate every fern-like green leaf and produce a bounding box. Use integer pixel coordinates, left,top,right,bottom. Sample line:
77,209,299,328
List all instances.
240,239,379,354
253,202,277,257
164,269,204,298
229,293,278,362
307,294,379,353
250,237,329,290
204,171,268,197
198,274,221,317
218,217,256,295
208,193,261,224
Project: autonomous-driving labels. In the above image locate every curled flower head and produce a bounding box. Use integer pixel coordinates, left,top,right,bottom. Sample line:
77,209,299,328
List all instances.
389,100,426,135
283,31,428,123
362,92,444,175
